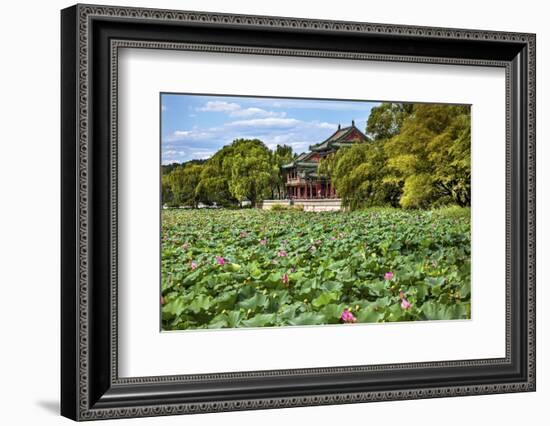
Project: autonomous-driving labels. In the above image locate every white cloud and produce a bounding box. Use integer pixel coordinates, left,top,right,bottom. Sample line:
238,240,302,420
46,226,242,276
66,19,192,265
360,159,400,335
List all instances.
249,99,377,111
165,129,213,142
163,149,186,157
192,150,216,159
313,121,337,129
198,101,240,113
226,117,301,128
230,107,285,118
162,158,184,165
197,101,285,119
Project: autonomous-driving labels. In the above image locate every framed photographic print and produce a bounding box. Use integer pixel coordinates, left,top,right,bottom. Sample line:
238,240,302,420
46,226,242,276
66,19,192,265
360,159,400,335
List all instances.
61,4,536,421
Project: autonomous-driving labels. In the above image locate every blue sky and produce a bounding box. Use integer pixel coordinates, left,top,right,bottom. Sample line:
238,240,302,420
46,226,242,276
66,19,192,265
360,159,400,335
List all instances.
161,94,381,164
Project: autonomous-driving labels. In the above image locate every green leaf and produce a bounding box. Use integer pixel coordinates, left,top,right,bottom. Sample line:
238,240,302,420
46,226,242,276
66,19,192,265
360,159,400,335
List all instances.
189,294,212,313
320,280,343,293
241,313,276,327
226,310,243,327
163,297,186,317
208,314,228,329
214,291,237,310
366,280,387,296
288,312,326,326
355,308,384,323
226,263,242,272
425,276,446,287
237,293,268,311
312,292,340,308
321,303,346,322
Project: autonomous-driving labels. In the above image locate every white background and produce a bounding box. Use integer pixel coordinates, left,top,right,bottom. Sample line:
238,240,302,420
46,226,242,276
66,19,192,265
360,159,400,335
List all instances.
0,0,547,425
119,49,505,377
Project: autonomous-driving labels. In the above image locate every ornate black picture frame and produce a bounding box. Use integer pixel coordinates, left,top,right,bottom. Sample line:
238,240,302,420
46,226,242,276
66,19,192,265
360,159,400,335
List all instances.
61,4,536,421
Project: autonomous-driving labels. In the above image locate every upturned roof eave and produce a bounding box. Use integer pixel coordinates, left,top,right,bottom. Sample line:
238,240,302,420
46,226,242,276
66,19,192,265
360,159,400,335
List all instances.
309,125,366,151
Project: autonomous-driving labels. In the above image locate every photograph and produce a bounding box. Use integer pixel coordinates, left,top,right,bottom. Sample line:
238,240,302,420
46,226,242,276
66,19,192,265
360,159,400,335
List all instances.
160,94,472,331
57,3,536,420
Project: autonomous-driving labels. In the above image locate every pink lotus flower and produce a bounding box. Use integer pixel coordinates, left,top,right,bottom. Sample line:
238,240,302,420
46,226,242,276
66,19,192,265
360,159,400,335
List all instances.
329,236,337,241
190,261,198,270
216,256,225,266
259,239,267,246
384,271,394,281
277,250,288,257
282,273,289,286
182,242,189,249
341,309,356,323
399,291,412,310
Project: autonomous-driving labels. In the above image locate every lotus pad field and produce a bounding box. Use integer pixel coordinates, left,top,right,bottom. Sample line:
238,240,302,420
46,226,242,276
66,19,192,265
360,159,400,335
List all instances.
161,208,471,330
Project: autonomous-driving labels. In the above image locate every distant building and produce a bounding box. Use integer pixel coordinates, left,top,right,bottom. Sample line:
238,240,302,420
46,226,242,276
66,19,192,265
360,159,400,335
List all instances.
282,121,369,199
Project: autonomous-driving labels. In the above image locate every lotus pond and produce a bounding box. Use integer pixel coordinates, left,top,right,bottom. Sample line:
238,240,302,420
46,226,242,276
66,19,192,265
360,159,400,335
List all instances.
161,207,471,330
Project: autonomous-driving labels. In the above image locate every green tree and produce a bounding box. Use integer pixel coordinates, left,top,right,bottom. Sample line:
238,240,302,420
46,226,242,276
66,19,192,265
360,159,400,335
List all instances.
168,163,203,207
221,139,273,207
384,104,471,208
321,142,400,210
367,102,414,141
195,146,236,207
270,144,294,199
161,174,175,206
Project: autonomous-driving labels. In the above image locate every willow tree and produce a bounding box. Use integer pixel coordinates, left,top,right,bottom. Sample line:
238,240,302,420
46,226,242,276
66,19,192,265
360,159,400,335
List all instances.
270,144,294,199
195,145,237,207
167,163,203,208
319,141,400,210
221,139,273,207
384,104,471,208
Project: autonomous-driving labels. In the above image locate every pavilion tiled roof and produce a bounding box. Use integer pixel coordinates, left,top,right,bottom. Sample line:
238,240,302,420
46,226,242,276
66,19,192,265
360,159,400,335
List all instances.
282,122,369,169
309,123,369,152
282,151,318,169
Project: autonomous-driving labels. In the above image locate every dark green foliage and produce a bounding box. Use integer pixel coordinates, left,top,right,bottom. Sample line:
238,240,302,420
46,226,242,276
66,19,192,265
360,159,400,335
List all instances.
385,104,471,208
366,102,414,141
163,140,293,208
167,164,203,208
320,102,471,210
222,139,273,207
161,159,206,175
270,145,294,199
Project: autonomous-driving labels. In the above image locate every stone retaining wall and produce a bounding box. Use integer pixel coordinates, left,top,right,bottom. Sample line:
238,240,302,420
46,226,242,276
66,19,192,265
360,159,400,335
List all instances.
261,199,342,212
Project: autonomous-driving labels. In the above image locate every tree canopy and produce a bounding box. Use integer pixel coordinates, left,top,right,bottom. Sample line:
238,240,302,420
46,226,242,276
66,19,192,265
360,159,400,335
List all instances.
163,140,294,208
319,102,471,209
